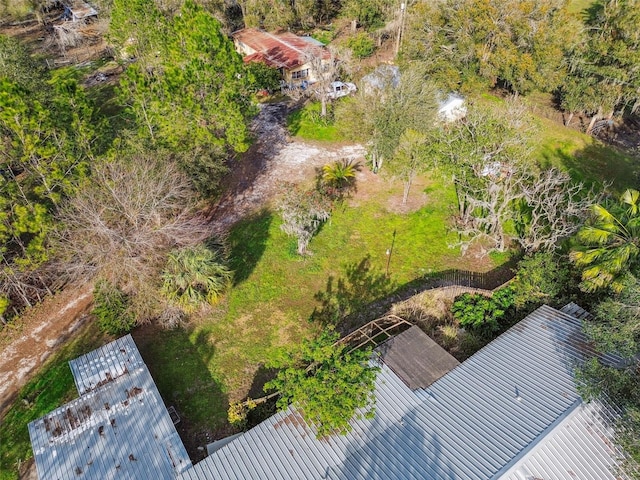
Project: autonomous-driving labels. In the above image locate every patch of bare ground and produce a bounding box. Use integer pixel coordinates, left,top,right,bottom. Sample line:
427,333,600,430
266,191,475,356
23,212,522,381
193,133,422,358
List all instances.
0,282,94,417
209,102,366,229
0,9,110,67
349,168,435,214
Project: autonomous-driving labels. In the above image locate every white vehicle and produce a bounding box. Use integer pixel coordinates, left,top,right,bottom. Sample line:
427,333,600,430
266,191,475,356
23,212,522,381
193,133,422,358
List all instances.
325,81,357,99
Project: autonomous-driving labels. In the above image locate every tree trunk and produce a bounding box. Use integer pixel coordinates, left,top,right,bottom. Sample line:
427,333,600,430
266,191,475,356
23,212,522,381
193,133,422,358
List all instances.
321,97,327,117
565,112,574,126
402,174,414,205
586,107,602,134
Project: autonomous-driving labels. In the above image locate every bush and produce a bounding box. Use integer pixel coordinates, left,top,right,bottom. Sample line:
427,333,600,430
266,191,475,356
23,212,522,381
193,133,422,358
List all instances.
346,33,375,59
452,287,515,336
511,252,569,308
92,280,136,335
161,243,232,313
246,61,282,93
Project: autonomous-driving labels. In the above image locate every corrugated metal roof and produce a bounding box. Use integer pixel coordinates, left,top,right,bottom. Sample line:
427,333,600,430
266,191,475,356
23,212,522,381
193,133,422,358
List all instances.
70,335,145,395
179,305,626,480
28,335,192,480
232,28,329,70
502,400,626,480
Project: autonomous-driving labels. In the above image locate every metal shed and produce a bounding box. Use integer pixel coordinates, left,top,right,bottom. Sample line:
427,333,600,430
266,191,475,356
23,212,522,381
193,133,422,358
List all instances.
28,335,192,480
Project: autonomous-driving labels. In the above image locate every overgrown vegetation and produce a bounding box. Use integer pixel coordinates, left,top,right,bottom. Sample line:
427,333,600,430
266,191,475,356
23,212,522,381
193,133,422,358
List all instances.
92,280,136,335
452,287,515,336
264,329,379,438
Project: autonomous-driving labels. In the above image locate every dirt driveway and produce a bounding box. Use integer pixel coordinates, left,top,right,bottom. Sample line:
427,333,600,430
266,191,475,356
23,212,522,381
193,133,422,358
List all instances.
0,101,366,418
210,102,366,228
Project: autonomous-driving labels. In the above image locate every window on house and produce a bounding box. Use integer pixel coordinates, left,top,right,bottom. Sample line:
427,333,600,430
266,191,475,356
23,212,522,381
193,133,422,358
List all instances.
292,69,309,80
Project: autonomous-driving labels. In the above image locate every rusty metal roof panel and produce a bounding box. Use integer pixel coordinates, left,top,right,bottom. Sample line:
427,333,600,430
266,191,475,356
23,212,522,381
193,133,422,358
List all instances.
232,28,328,69
28,335,192,480
179,305,626,480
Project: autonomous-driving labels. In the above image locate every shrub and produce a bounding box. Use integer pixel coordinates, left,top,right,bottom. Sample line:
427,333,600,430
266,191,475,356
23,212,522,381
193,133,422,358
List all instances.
320,159,361,199
246,61,281,93
511,252,569,308
161,243,232,313
92,280,136,335
346,33,375,59
452,287,515,336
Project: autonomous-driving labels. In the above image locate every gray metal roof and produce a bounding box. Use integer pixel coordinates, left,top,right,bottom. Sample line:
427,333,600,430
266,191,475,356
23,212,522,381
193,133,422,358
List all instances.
69,335,145,395
179,305,626,480
502,400,626,480
377,325,459,389
28,335,192,480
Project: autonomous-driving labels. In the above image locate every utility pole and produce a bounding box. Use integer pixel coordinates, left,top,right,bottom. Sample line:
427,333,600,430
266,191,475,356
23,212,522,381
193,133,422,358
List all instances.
394,2,406,57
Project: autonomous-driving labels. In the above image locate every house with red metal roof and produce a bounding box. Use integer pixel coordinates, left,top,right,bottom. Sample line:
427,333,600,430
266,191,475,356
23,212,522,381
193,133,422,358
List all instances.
232,28,330,86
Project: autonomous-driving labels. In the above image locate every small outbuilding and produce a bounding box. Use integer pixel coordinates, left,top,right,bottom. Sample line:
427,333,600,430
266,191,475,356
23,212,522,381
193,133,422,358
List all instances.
438,93,467,122
62,1,98,22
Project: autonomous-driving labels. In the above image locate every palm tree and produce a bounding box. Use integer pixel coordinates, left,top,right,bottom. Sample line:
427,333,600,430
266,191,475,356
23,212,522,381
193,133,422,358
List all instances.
321,159,361,198
571,189,640,292
161,244,232,312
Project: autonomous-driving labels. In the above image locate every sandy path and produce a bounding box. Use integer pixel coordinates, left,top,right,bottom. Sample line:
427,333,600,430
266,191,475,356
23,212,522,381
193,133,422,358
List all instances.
0,283,94,416
210,102,366,228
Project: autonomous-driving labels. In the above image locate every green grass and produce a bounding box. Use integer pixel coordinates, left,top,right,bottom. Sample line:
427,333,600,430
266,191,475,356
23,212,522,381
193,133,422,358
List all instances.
287,102,343,142
534,115,639,191
0,323,111,480
567,0,595,15
137,176,482,426
481,92,639,191
133,327,228,429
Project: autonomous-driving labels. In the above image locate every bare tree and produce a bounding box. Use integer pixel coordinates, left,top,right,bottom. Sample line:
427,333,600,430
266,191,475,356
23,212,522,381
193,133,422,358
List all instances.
453,165,525,255
519,169,598,253
277,182,331,255
453,166,597,256
55,157,211,298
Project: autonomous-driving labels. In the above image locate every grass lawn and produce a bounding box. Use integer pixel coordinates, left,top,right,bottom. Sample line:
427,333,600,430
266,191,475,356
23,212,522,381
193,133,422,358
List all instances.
536,117,638,191
0,323,111,480
287,102,343,142
484,92,639,191
132,176,477,443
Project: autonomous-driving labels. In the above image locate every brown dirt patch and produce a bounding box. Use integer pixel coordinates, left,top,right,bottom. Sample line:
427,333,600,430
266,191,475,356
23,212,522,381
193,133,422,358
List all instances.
0,283,94,417
1,10,110,66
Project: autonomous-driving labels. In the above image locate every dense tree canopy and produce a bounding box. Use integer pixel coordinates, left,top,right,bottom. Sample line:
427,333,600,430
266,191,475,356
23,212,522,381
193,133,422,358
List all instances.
561,0,640,131
113,0,255,196
403,0,577,94
0,53,99,315
265,330,379,438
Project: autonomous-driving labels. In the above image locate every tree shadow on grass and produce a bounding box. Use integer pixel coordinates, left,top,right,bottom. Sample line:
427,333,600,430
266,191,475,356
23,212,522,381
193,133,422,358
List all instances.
311,255,396,335
311,255,520,337
539,141,640,191
132,325,228,463
227,209,273,286
243,364,279,429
